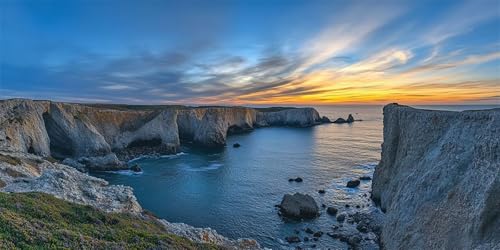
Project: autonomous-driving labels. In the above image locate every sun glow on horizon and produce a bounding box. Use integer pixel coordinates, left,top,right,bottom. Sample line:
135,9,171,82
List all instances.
1,0,499,105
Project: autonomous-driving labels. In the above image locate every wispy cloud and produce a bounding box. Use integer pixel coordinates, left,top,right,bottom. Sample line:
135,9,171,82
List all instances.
1,1,499,105
424,0,499,45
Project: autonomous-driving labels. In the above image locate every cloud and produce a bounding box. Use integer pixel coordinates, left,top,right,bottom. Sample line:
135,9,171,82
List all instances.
1,1,498,105
424,0,499,45
295,3,405,74
100,84,138,90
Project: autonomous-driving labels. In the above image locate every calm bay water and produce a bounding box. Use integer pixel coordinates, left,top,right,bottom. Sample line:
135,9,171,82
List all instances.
92,105,498,249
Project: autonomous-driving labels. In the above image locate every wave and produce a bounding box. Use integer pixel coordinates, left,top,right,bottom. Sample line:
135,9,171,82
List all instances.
104,169,143,176
128,152,188,163
182,163,224,172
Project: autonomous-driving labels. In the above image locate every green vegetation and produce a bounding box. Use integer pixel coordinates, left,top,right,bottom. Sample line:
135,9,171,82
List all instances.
0,192,221,250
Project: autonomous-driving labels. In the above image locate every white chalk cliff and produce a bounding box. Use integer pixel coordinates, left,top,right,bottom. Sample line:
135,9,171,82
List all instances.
372,104,499,249
0,99,321,171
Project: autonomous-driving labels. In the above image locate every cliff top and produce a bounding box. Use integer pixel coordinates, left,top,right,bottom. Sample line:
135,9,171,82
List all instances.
0,192,221,249
0,98,304,112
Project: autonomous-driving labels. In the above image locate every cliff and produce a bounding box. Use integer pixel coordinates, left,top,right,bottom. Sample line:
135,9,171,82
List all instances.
0,99,321,171
372,104,500,249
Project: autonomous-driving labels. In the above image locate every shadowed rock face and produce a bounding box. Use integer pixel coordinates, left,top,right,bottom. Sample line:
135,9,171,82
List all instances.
372,104,500,250
0,99,321,170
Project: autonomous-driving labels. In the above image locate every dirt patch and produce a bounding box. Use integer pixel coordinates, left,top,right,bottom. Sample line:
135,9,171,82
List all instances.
2,168,27,178
0,154,22,165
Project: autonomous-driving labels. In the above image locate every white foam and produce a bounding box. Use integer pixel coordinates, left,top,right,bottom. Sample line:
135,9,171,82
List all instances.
128,152,188,163
104,170,143,176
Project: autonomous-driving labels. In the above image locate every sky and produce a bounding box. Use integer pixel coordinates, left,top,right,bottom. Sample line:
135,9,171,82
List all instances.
0,0,499,105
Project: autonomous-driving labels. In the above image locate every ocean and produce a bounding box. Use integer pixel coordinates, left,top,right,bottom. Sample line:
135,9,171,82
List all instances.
92,105,498,249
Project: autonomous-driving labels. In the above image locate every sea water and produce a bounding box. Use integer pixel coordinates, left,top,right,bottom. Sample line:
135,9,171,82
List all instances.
92,105,498,249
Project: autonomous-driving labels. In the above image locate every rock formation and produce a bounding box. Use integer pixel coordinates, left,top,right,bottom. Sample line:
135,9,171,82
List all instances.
279,193,319,219
332,113,355,124
372,104,500,249
0,99,321,171
0,151,141,213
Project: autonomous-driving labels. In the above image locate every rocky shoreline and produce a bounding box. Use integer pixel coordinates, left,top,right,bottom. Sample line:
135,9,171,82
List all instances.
0,99,325,172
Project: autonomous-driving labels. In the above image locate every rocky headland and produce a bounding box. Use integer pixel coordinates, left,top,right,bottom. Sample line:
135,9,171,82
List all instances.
0,99,321,171
372,104,499,249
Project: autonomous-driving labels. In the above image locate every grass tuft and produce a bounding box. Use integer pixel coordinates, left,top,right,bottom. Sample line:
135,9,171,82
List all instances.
0,192,221,249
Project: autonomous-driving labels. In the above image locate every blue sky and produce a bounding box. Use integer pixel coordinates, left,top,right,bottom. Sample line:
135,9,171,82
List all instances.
1,0,499,104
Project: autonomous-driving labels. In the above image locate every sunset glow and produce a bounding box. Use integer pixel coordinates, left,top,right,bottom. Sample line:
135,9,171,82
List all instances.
1,0,499,105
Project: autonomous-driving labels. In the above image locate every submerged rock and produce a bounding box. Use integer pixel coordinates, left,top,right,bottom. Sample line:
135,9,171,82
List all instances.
337,213,346,222
318,189,325,194
130,164,142,172
279,193,319,219
232,143,241,148
359,176,372,181
295,177,303,182
285,236,301,243
313,231,323,237
346,179,360,188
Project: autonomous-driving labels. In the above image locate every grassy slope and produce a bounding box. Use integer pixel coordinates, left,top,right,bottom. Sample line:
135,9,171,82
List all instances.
0,192,220,250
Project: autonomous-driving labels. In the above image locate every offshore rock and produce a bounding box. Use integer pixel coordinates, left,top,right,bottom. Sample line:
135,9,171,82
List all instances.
372,104,500,250
279,193,319,219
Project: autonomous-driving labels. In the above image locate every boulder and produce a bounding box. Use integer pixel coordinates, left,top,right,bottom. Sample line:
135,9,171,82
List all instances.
326,207,338,215
232,143,241,148
346,179,360,188
359,176,372,181
295,177,303,182
279,193,319,219
318,189,325,194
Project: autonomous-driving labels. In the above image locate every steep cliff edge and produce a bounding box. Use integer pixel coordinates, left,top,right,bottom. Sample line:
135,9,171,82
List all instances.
0,99,321,171
372,104,500,249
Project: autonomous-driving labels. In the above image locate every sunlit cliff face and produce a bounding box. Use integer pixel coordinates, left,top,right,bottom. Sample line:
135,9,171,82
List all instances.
1,0,499,105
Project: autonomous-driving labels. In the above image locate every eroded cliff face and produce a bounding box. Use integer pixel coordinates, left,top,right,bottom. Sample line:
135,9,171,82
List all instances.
0,99,321,170
372,104,500,250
